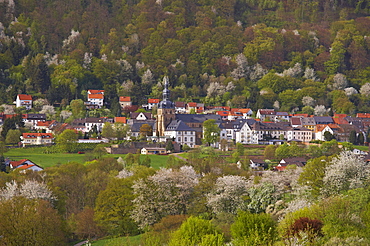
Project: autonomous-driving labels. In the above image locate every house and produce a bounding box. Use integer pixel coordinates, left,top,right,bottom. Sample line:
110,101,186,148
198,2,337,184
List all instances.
129,121,156,139
35,120,57,132
87,93,104,108
15,94,32,110
144,98,160,110
88,89,104,95
114,117,127,124
141,147,167,155
256,109,275,121
186,102,204,114
21,133,54,147
7,159,43,171
233,108,253,118
23,114,47,128
275,157,306,171
119,96,132,109
165,119,196,148
249,158,267,170
175,101,186,114
130,112,153,121
70,117,113,133
315,124,335,141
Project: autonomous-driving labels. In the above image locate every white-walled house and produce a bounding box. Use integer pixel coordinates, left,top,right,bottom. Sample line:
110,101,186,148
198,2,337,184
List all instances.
15,94,32,110
165,120,196,148
21,133,54,147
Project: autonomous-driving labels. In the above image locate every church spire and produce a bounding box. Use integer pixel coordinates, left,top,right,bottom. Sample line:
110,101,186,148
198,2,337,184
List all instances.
158,76,174,109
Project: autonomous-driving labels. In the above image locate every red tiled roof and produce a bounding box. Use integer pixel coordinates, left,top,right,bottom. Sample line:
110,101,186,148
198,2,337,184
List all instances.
119,96,131,102
187,102,197,107
357,113,370,118
10,159,29,168
217,111,229,116
18,94,32,100
333,117,348,124
88,94,104,99
148,99,160,104
22,133,54,138
88,89,104,94
114,117,127,123
17,164,35,170
36,120,54,127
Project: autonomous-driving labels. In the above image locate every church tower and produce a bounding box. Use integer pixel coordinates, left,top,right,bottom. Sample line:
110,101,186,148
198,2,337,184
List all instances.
156,76,175,136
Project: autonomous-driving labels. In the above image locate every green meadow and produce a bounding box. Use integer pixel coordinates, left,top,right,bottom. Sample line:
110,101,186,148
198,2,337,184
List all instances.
5,147,169,169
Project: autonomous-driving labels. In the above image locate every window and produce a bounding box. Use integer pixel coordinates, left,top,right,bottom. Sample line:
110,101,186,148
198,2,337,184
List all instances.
185,137,187,141
190,137,193,142
178,137,181,142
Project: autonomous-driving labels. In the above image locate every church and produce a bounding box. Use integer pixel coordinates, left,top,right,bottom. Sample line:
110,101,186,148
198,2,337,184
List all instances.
155,77,223,148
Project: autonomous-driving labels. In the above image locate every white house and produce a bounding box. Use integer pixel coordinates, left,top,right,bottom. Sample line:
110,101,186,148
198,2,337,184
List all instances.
21,133,54,147
87,93,104,108
15,94,32,110
165,120,196,148
119,96,132,109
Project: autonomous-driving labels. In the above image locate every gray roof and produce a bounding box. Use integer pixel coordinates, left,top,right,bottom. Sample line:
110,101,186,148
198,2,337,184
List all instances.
175,114,222,123
166,120,195,131
131,122,155,132
313,116,333,124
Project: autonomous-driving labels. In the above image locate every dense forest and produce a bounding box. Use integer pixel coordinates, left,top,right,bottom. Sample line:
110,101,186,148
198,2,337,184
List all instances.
1,0,370,115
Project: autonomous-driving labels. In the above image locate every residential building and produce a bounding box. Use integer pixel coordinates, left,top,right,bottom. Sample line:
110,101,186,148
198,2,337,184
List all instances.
87,93,104,108
21,133,54,147
165,119,196,148
6,159,43,171
15,94,32,110
119,96,132,109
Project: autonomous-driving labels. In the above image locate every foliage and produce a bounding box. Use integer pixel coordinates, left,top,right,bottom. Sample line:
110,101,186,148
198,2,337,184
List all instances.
0,197,66,246
231,211,277,246
206,175,249,215
55,129,78,153
202,119,220,146
168,216,224,246
131,166,199,229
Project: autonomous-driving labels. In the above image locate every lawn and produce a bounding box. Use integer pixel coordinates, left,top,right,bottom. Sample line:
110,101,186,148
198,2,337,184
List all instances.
5,147,169,169
92,235,142,246
5,147,87,168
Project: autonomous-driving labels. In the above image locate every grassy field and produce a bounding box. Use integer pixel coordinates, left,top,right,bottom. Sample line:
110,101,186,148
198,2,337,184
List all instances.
92,235,142,246
5,147,169,169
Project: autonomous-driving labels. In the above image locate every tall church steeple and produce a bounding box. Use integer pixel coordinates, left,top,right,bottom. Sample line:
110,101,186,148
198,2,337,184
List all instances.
156,76,175,136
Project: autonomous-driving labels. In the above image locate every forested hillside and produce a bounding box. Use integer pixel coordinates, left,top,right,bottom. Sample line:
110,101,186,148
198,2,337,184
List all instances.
1,0,370,114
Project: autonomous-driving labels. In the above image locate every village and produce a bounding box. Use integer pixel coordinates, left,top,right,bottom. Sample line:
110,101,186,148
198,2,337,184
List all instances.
2,77,370,173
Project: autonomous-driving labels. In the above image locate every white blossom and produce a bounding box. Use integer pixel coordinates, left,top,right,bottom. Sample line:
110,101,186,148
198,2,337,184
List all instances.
273,100,280,110
207,175,250,215
60,110,72,121
331,73,348,90
302,96,316,107
277,63,302,78
250,63,267,81
303,67,318,81
314,105,328,116
226,81,236,92
40,105,56,117
360,83,370,97
206,82,226,97
131,166,199,228
231,53,250,80
322,151,370,197
135,61,145,71
62,29,80,50
83,52,92,69
237,21,242,27
1,104,15,114
141,69,154,84
101,54,108,62
116,168,133,179
0,180,55,203
344,87,358,96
